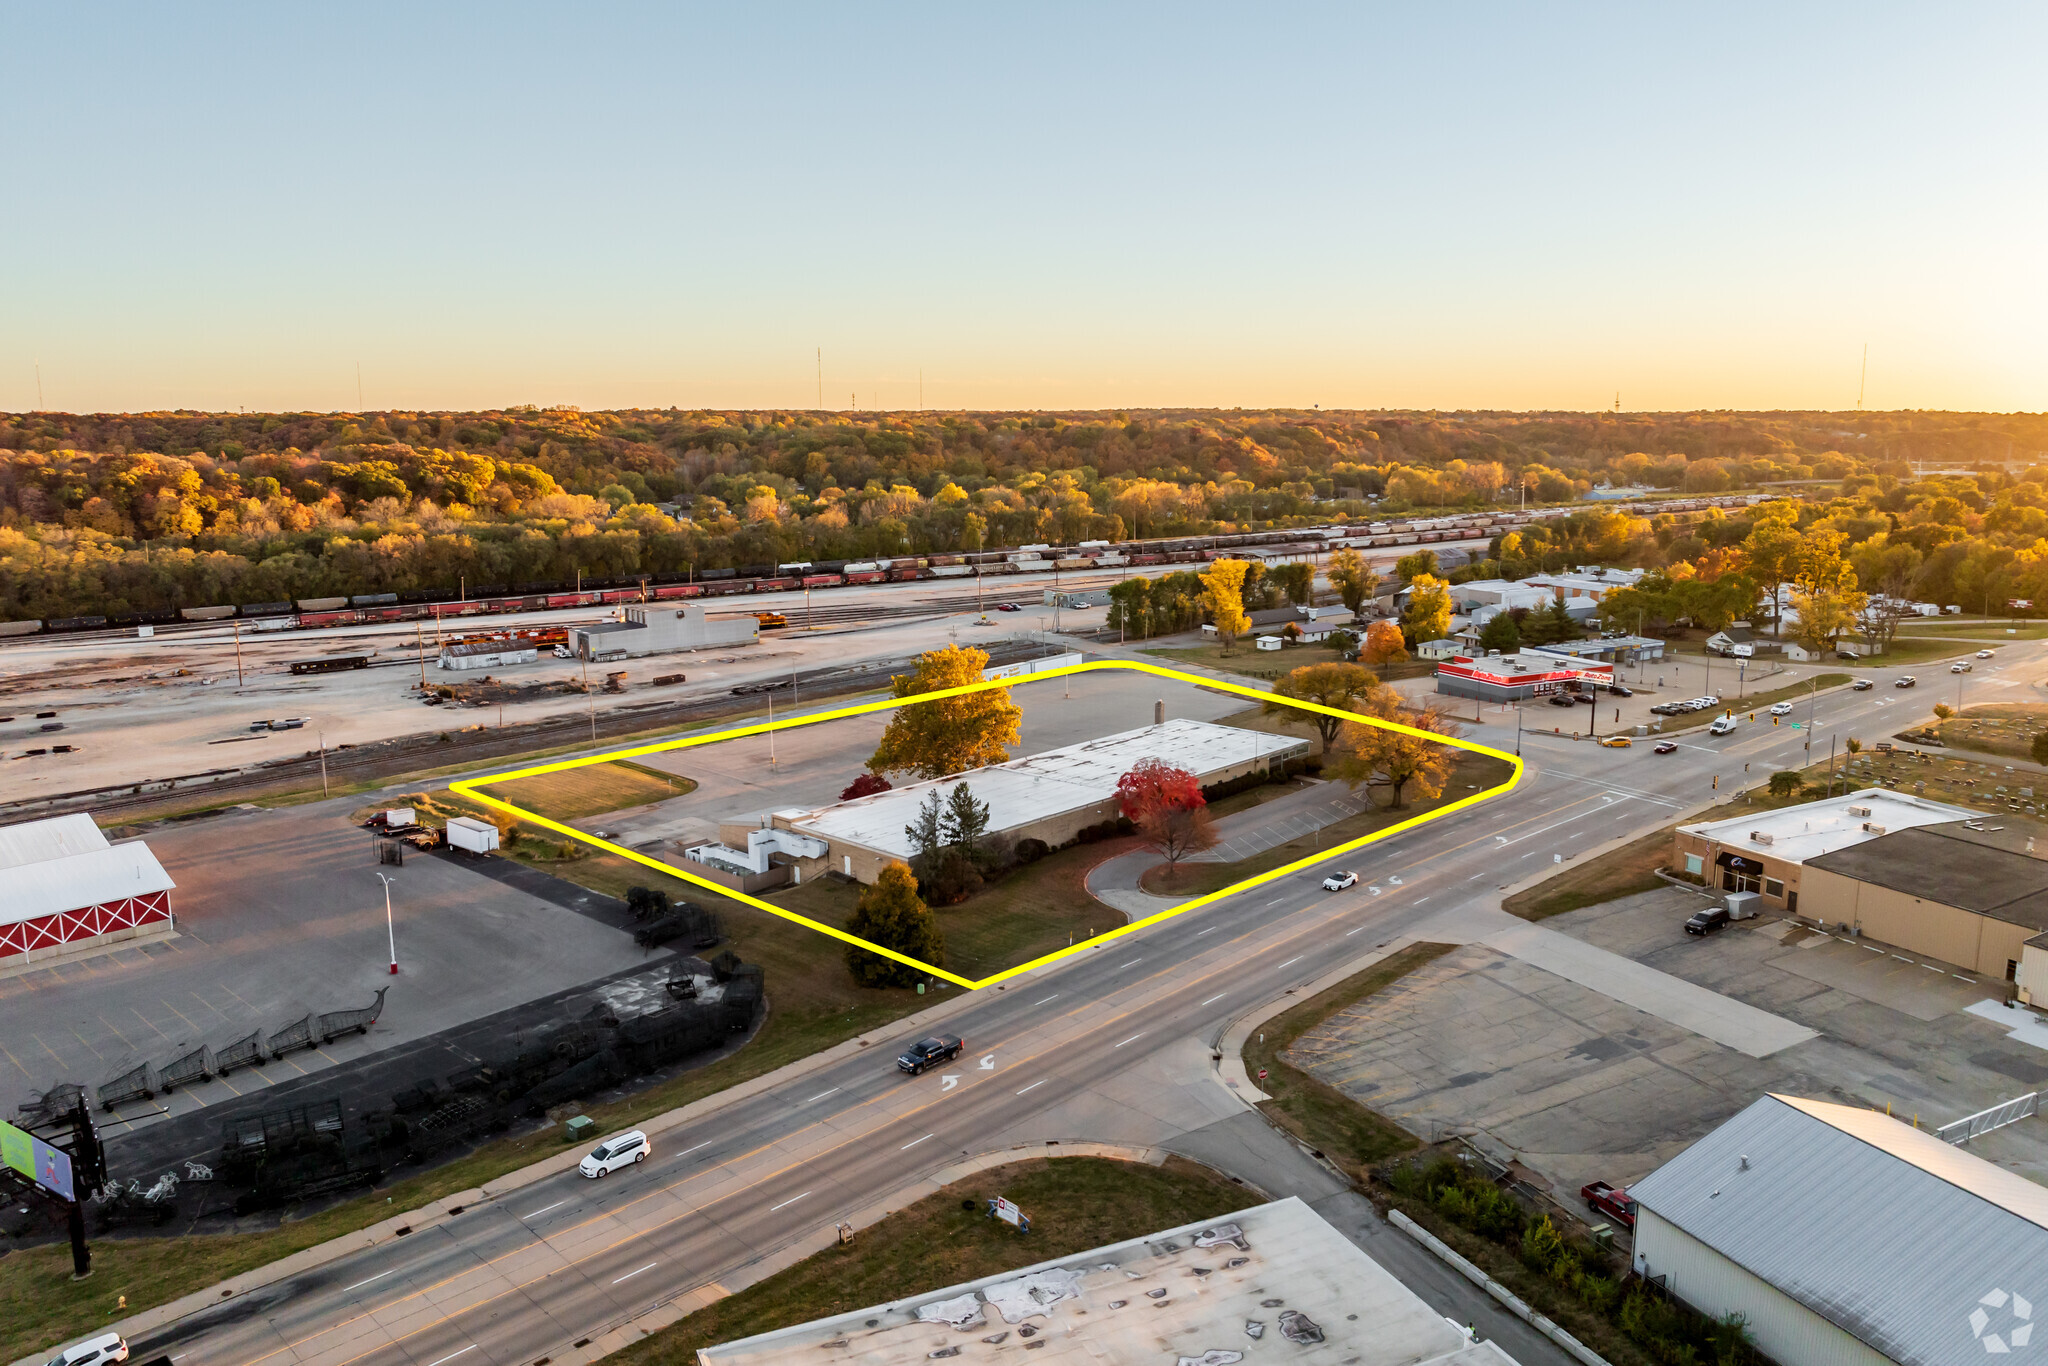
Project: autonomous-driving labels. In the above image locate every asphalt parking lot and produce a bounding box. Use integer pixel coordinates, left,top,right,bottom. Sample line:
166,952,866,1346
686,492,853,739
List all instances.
0,801,652,1150
1285,885,2048,1213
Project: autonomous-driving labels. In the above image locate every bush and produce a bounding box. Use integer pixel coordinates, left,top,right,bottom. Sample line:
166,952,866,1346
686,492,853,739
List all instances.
1015,837,1049,864
2033,731,2048,766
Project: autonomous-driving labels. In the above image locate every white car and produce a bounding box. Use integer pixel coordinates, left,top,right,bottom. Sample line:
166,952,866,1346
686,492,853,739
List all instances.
1709,716,1738,736
1322,871,1359,891
1768,702,1794,716
43,1334,127,1366
579,1129,650,1178
1978,650,1994,659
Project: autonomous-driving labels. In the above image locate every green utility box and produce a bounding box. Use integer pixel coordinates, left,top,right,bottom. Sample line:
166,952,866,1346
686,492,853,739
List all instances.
565,1115,596,1143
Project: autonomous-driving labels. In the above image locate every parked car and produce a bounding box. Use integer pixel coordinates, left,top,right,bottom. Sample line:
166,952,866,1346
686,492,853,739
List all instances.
1836,650,1860,662
1851,679,1875,690
1952,662,1972,673
897,1033,964,1075
1685,906,1732,936
1895,676,1918,688
1598,735,1631,748
1708,716,1738,736
40,1335,128,1366
1653,740,1678,754
579,1130,649,1178
1574,692,1596,705
995,603,1020,612
1608,684,1633,697
1769,702,1794,716
1548,694,1577,708
1978,649,1995,659
1581,1181,1638,1229
1322,871,1359,891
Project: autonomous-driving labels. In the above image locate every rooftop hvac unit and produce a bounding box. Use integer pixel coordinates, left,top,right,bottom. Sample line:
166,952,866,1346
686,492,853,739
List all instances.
1749,831,1775,845
1846,804,1872,818
1863,822,1887,835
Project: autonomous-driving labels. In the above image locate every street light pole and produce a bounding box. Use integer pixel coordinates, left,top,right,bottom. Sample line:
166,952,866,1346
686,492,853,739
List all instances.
375,872,398,974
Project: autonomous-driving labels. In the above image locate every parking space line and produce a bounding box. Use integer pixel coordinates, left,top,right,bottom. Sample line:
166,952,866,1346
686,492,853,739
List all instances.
65,1029,102,1061
191,991,233,1021
159,998,204,1034
0,1041,31,1080
132,1007,175,1043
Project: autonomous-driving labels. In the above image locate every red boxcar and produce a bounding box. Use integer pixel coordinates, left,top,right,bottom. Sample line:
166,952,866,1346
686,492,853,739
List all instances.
801,574,842,589
842,570,887,585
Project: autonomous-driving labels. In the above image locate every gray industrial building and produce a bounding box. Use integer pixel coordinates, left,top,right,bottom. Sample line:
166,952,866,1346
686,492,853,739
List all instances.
1629,1093,2048,1366
567,605,758,661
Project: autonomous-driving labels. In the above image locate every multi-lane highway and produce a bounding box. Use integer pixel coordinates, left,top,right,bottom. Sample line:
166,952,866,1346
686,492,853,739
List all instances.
96,634,2048,1366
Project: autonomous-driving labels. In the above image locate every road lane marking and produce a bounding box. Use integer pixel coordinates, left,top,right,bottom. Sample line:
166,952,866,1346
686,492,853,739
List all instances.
978,1054,995,1069
1114,1033,1144,1048
1276,956,1302,969
1032,995,1059,1005
343,1268,400,1292
424,1348,476,1366
521,1201,565,1221
805,1089,839,1103
1120,959,1143,969
1345,927,1366,935
1196,927,1217,936
1200,993,1227,1005
1412,896,1429,905
901,1134,934,1150
769,1192,812,1211
677,1140,713,1157
611,1263,657,1285
1015,1080,1047,1095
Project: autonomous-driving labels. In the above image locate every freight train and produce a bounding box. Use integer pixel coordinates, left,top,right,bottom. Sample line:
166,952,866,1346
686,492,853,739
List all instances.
0,494,1767,640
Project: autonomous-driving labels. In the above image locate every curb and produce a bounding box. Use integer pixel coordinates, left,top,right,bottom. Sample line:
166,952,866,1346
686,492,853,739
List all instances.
12,976,1014,1366
1388,1209,1611,1366
1212,937,1415,1104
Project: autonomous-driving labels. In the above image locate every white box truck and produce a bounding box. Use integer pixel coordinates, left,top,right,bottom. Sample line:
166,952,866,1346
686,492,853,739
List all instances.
445,816,501,854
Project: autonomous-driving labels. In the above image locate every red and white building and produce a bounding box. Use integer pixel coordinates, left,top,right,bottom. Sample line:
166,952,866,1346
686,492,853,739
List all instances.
1433,651,1614,704
0,813,175,964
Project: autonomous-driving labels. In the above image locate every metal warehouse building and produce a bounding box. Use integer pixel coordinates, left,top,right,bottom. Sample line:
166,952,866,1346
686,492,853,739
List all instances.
1630,1093,2048,1366
568,605,757,662
0,813,176,964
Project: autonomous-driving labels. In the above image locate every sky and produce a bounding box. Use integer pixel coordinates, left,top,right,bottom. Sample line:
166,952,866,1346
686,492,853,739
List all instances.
3,3,2044,416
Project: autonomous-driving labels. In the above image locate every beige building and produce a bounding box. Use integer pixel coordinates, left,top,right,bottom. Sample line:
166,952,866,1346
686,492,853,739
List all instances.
1800,819,2048,986
1671,788,1978,915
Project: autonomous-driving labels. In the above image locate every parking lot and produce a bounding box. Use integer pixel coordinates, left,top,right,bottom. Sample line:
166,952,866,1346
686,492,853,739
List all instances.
1284,884,2048,1216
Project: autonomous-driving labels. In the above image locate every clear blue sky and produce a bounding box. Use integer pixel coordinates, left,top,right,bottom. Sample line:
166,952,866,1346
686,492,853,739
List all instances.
5,3,2043,415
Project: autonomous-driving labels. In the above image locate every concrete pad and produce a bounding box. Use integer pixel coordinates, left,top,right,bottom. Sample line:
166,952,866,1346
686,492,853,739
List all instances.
1967,999,2048,1052
1767,938,1997,1022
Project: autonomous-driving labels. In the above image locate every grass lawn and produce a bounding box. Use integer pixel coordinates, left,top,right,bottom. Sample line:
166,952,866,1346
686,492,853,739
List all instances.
1896,619,2047,639
1141,640,1434,684
1935,703,2048,760
1244,943,1453,1184
1138,752,1516,897
488,759,697,821
609,1156,1255,1364
1841,635,1986,666
1502,827,1672,920
1647,673,1851,734
769,838,1135,981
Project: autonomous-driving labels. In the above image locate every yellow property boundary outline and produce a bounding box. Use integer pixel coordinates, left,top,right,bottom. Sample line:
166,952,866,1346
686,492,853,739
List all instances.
451,659,1522,990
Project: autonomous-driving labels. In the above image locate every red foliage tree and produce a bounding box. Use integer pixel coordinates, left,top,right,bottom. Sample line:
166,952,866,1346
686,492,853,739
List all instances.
841,772,893,800
1116,759,1217,869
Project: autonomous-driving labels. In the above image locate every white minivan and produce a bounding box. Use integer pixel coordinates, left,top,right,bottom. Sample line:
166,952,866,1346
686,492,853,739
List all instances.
44,1334,128,1366
1708,716,1738,736
579,1130,649,1178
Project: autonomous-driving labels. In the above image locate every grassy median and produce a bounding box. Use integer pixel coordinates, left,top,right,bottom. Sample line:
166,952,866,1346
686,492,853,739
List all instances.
609,1156,1254,1364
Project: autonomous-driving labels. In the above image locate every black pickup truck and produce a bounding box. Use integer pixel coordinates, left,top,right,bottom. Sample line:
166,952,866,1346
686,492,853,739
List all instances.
897,1033,965,1075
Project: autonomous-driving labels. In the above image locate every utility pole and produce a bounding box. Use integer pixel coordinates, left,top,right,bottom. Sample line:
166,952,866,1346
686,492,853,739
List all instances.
375,872,398,974
318,731,329,796
415,621,429,690
582,657,596,746
768,693,777,766
1857,343,1868,410
232,619,245,688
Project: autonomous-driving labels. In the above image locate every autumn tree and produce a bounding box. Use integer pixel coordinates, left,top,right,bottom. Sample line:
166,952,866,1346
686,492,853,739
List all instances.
1327,547,1377,617
844,861,945,988
1201,558,1252,654
841,772,892,800
1269,561,1314,607
1400,573,1452,647
869,645,1022,780
1742,509,1801,636
1362,619,1409,667
1265,662,1380,749
1394,549,1440,584
1328,685,1464,810
1115,758,1217,871
1789,588,1861,659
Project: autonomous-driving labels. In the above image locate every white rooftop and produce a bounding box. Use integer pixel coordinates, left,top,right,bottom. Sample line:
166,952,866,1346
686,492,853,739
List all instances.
699,1196,1520,1366
0,813,175,928
788,719,1309,860
1679,787,1978,866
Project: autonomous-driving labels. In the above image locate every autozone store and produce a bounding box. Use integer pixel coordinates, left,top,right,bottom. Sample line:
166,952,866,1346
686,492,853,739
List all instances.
0,813,176,964
1433,653,1614,704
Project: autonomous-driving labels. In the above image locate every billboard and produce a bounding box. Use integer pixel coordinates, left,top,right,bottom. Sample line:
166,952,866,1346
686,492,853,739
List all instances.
0,1119,75,1202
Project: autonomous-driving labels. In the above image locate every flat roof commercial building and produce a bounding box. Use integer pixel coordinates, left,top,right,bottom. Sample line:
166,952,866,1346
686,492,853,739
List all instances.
1672,789,1978,916
0,813,175,964
698,1195,1521,1366
1630,1093,2048,1366
748,719,1309,885
1433,652,1613,703
568,605,757,662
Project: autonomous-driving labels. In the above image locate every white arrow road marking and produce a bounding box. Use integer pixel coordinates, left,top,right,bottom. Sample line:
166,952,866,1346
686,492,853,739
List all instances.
978,1054,995,1070
941,1074,960,1091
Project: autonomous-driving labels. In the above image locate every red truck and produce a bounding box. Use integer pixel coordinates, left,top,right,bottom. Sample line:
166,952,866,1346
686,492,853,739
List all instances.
1580,1181,1636,1229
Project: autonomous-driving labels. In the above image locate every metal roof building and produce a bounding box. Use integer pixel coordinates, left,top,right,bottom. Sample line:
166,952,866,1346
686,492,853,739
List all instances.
0,813,175,964
1629,1093,2048,1366
699,1195,1521,1366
